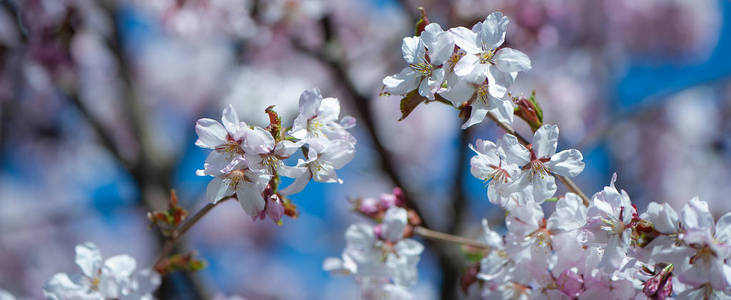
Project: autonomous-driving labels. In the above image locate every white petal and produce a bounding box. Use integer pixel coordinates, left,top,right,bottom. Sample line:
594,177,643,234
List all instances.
382,207,408,242
320,141,356,169
206,177,234,203
493,48,531,73
499,134,530,166
487,95,514,125
642,202,679,234
243,127,275,154
382,68,420,95
194,119,227,149
453,53,478,77
479,12,509,50
236,181,266,216
401,36,424,64
43,273,85,300
274,140,303,158
318,97,341,123
681,197,714,231
486,65,513,98
529,172,557,202
448,26,481,54
439,77,474,104
461,101,488,130
547,149,585,177
548,193,587,232
715,212,731,243
75,242,103,278
423,24,453,65
345,223,376,248
280,168,312,195
533,124,559,158
103,255,136,279
221,105,241,134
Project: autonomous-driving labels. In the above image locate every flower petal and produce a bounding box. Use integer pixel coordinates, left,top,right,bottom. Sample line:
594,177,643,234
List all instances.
499,134,530,166
75,242,103,278
533,124,559,158
479,12,509,50
449,26,481,54
493,48,531,73
194,119,227,149
547,149,585,177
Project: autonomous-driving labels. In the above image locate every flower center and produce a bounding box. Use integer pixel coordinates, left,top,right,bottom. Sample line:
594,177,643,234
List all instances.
409,62,433,77
307,118,324,136
476,83,490,104
479,50,495,64
689,245,716,264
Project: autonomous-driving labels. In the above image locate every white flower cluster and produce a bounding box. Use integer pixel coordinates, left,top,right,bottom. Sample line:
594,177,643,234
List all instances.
471,124,585,204
382,12,531,129
324,206,423,300
195,88,356,223
467,172,731,299
43,242,160,300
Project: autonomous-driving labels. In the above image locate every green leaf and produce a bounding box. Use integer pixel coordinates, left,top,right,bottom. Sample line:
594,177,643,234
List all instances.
544,197,559,202
464,251,485,263
398,90,427,121
529,90,543,123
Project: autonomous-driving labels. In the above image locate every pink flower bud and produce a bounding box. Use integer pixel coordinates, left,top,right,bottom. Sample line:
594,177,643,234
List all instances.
265,195,284,225
373,224,384,240
379,193,397,209
358,197,379,215
557,269,583,298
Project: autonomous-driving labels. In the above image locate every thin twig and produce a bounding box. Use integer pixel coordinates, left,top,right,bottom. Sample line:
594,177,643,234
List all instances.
486,111,590,206
154,197,235,269
414,226,490,250
292,18,432,230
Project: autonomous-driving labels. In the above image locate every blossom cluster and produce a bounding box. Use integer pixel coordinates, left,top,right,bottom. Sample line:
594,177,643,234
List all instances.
42,242,160,300
382,12,531,129
195,88,356,224
464,173,731,299
324,189,424,299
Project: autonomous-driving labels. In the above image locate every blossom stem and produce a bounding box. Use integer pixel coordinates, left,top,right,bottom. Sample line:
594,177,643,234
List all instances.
154,196,235,270
486,111,590,206
414,226,490,249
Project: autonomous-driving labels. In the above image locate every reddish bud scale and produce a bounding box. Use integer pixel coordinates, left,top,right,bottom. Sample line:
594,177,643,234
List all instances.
414,7,430,36
460,262,481,294
514,97,542,132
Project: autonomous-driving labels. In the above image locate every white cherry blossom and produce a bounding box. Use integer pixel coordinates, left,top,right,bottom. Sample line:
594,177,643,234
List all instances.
289,88,355,143
502,124,585,202
43,242,160,300
448,12,531,99
280,138,355,195
382,23,454,100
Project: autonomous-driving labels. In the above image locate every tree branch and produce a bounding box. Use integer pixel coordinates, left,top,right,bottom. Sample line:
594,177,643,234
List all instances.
414,226,489,250
154,197,235,269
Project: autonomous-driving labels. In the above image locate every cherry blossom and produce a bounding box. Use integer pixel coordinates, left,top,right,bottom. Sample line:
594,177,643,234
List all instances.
382,23,454,100
448,12,531,99
288,88,356,143
502,124,585,202
324,207,423,298
43,242,160,300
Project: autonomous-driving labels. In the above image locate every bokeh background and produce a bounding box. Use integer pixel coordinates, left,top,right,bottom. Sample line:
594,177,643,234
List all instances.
1,0,730,299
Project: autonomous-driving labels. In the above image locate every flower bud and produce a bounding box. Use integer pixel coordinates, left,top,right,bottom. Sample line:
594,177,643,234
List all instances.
513,91,543,132
643,264,673,300
557,268,583,298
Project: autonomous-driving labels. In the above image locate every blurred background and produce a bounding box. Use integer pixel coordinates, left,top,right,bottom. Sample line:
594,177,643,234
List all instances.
1,0,730,299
